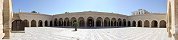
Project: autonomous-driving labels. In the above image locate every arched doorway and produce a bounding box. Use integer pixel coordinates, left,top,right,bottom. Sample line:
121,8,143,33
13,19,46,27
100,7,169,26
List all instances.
22,20,29,27
114,21,117,26
127,21,131,27
64,18,69,26
31,20,36,27
54,18,58,26
138,20,142,27
71,17,77,27
50,20,53,27
118,18,122,26
144,20,149,27
96,20,101,27
151,20,158,28
111,18,116,27
59,18,63,26
78,17,85,27
12,20,24,31
104,17,110,27
123,19,126,26
38,20,43,27
132,21,136,27
160,20,166,28
87,17,94,27
96,17,103,27
45,20,48,27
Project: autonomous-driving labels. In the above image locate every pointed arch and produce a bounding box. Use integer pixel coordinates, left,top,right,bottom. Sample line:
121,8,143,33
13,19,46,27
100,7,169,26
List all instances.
160,20,166,28
45,20,48,27
87,17,94,27
59,18,63,26
104,17,110,27
12,20,24,31
132,21,136,27
96,17,103,27
71,17,77,27
123,19,126,26
78,17,85,27
118,18,122,26
144,20,149,27
151,20,158,28
138,20,142,27
50,20,53,27
31,20,36,27
64,18,69,26
54,18,58,26
111,18,116,27
22,20,29,27
127,21,131,27
38,20,43,27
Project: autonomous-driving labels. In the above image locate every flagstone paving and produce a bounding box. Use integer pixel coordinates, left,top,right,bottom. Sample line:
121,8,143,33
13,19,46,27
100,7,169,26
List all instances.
9,27,169,40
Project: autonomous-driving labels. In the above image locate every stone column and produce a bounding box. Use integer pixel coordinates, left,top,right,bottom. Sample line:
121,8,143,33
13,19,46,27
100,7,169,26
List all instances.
126,21,128,27
101,21,103,27
36,20,38,27
48,21,49,27
158,21,160,28
136,21,138,27
85,18,87,28
3,0,13,39
43,21,45,27
94,19,96,27
110,21,111,27
106,21,110,27
102,19,104,27
142,21,144,27
130,21,132,27
0,0,4,39
149,21,152,28
29,20,31,27
63,20,64,27
116,22,118,27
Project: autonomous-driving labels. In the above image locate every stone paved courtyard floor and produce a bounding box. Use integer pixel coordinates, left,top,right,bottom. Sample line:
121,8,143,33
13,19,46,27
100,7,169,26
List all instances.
9,27,169,40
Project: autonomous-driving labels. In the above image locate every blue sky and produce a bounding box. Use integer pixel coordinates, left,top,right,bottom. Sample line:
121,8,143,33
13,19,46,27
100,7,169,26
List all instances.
12,0,167,15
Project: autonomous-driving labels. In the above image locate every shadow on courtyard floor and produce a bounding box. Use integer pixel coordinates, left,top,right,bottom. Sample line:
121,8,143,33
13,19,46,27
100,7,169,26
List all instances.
49,26,133,29
11,31,25,33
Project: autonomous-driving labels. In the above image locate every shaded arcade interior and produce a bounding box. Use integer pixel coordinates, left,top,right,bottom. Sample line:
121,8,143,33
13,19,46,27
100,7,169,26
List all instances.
12,17,167,31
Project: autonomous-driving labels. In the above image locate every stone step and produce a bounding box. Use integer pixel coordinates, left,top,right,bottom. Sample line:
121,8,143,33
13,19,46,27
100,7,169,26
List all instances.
0,32,4,39
0,25,3,33
0,25,4,39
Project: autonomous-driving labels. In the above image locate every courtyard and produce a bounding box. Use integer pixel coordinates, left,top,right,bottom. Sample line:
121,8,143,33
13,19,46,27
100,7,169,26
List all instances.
8,27,169,40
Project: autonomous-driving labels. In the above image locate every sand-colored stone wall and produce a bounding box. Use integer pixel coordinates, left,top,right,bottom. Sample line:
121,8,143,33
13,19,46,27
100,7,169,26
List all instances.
128,14,167,28
13,13,52,27
13,11,166,28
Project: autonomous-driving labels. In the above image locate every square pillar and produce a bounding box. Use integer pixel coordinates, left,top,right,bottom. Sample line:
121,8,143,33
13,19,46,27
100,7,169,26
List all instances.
36,20,38,27
142,22,144,27
85,19,87,28
29,20,31,27
149,21,152,28
158,21,160,28
3,0,12,39
130,21,132,27
94,20,96,27
43,21,45,27
136,21,138,27
110,21,111,27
